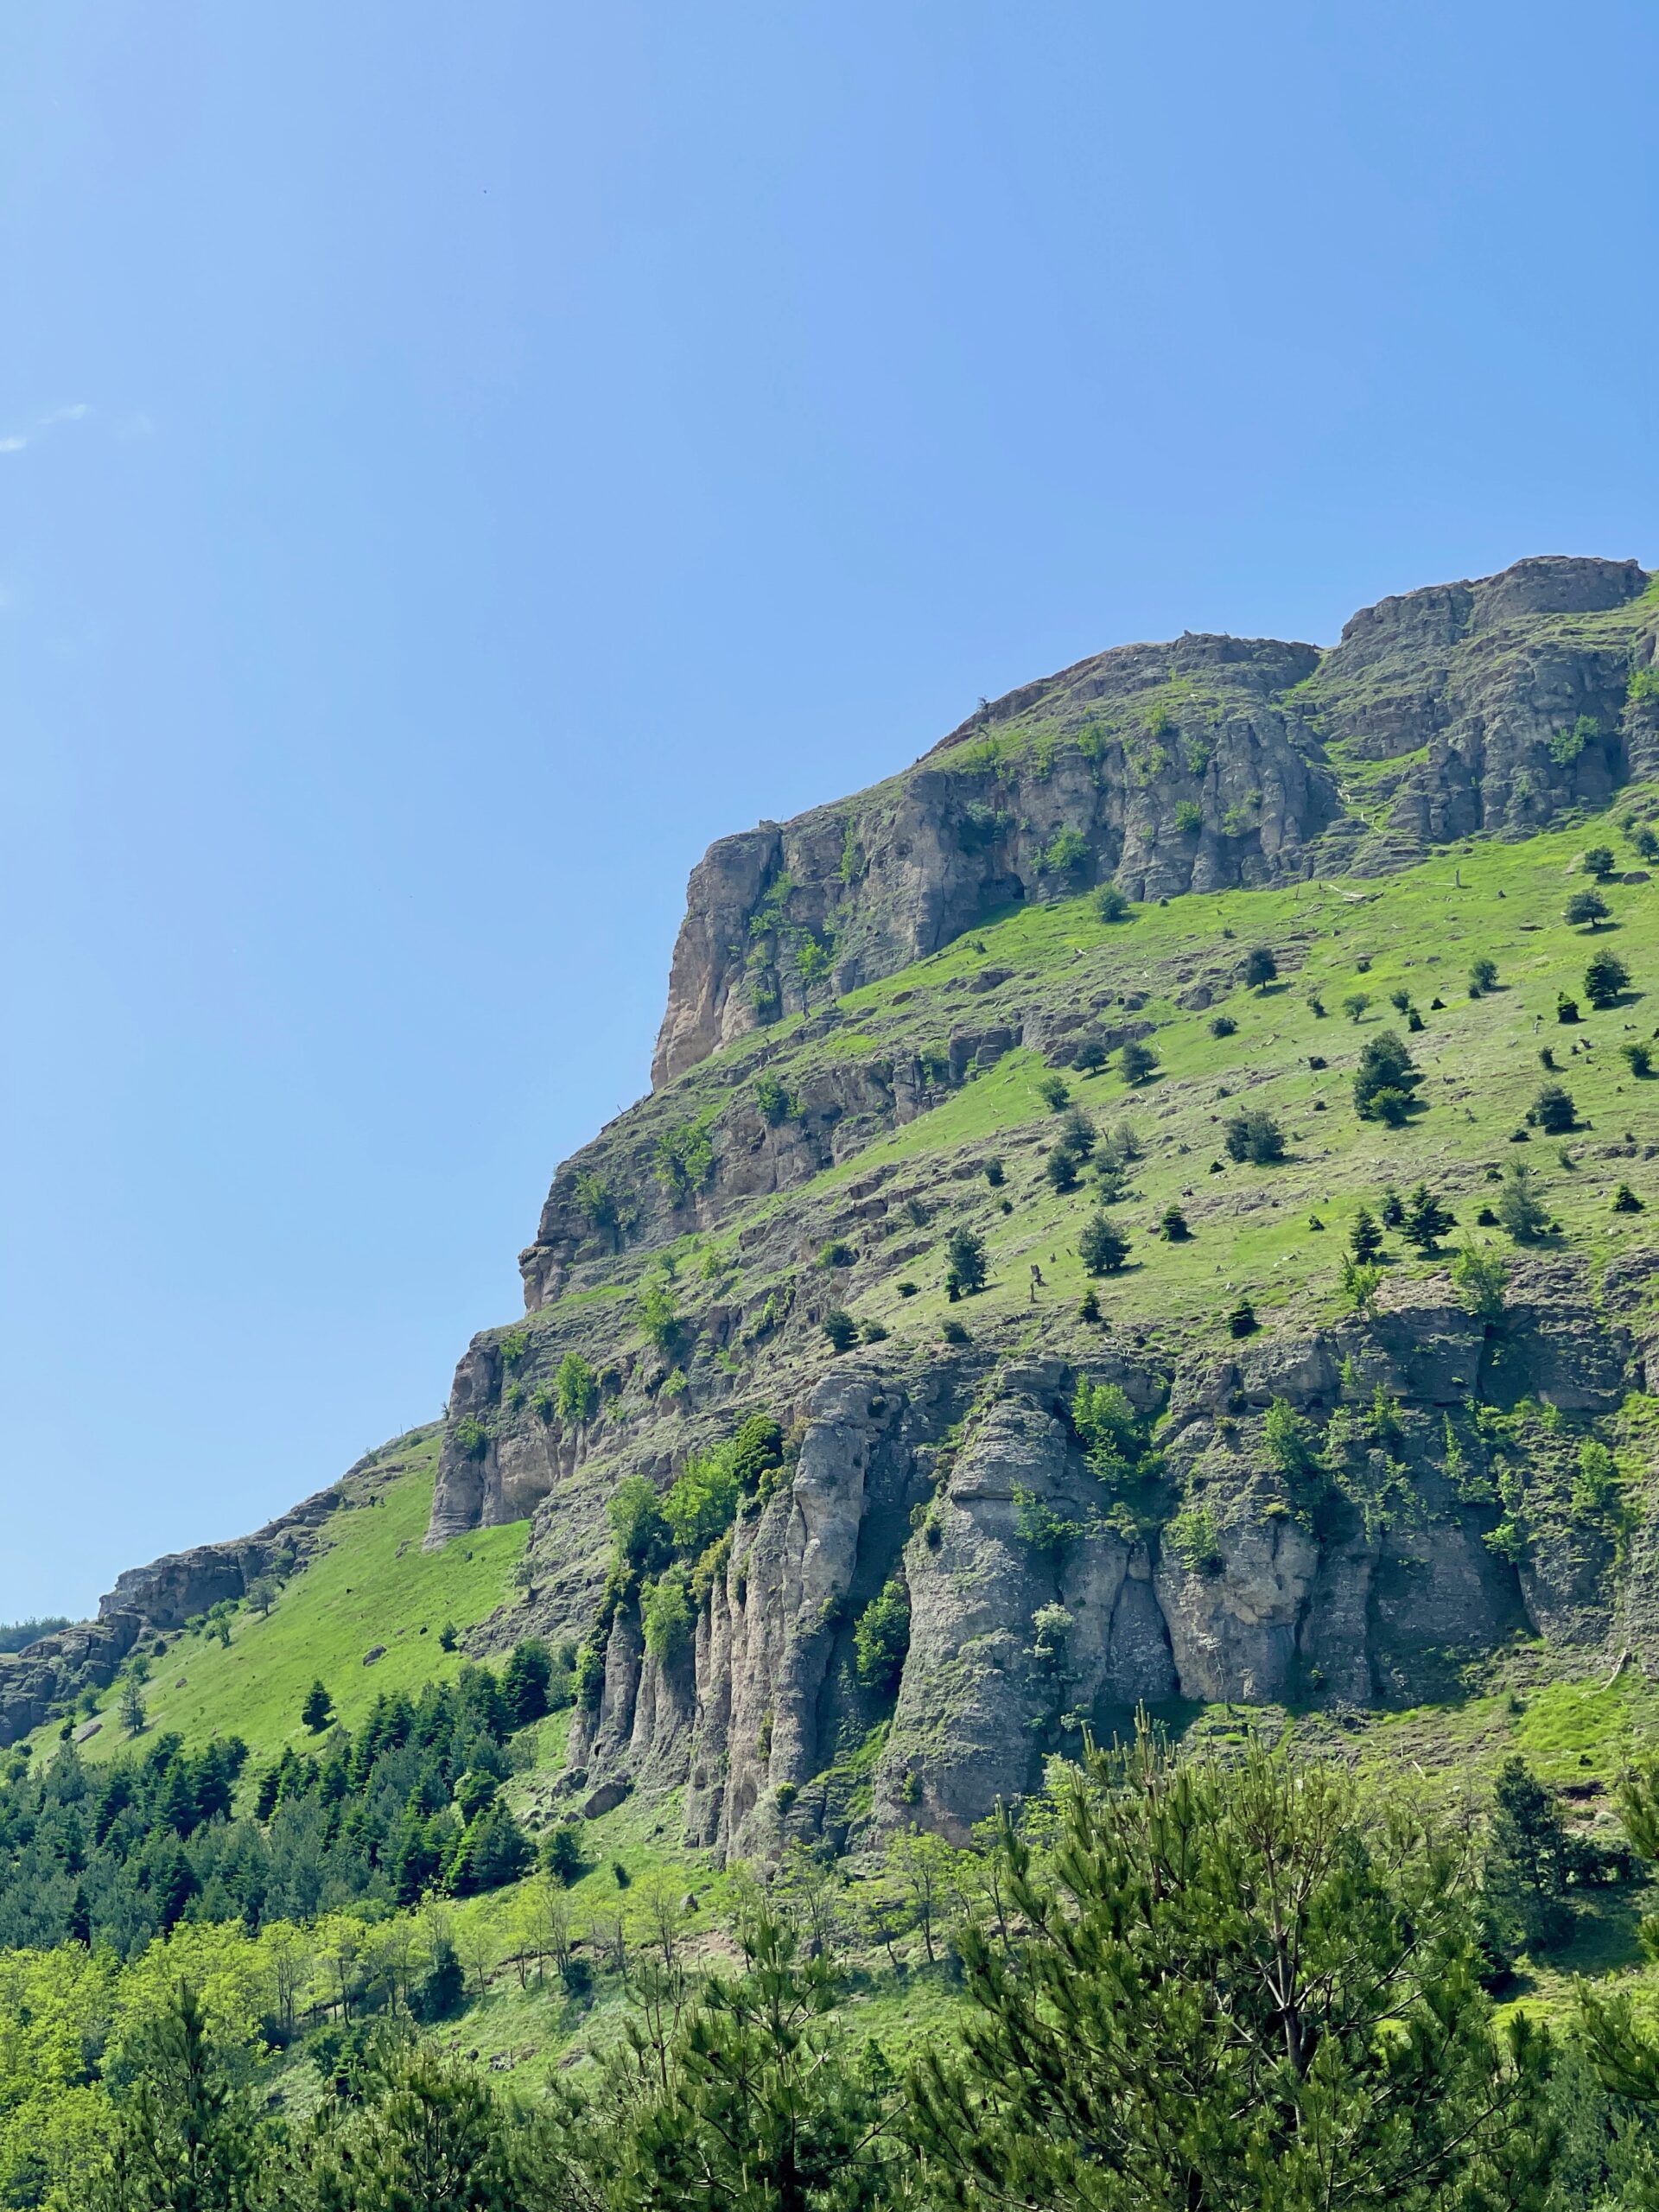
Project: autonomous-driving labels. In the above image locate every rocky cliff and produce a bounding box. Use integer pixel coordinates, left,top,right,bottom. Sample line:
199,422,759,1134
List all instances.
410,550,1659,1864
651,555,1655,1085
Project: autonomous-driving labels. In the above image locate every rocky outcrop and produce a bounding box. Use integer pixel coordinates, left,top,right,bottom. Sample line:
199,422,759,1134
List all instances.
503,1251,1658,1861
651,555,1654,1087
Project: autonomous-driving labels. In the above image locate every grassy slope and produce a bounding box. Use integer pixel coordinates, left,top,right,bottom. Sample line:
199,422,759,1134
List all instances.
672,797,1659,1362
60,1431,529,1777
35,795,1659,2072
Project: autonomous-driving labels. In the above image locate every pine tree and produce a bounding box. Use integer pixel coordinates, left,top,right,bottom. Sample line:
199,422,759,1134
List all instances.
302,1680,334,1734
1078,1213,1130,1275
1349,1204,1384,1262
908,1735,1557,2209
1402,1182,1456,1255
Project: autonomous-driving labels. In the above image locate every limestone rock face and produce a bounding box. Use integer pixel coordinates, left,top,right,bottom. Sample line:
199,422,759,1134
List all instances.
506,1250,1659,1863
649,555,1654,1089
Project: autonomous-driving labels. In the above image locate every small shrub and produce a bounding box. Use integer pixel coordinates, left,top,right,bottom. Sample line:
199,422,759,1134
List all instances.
1556,992,1580,1024
1341,992,1371,1023
941,1318,969,1344
1621,1042,1653,1077
1613,1184,1644,1213
818,1238,855,1268
1160,1205,1192,1242
1093,883,1131,923
1227,1295,1258,1338
453,1415,489,1463
1173,799,1203,834
1468,957,1498,996
1036,1072,1071,1112
897,1280,919,1298
1077,1287,1102,1323
860,1319,889,1344
853,1576,911,1694
1495,1162,1550,1243
1210,1014,1237,1039
822,1309,859,1353
555,1352,601,1426
1349,1205,1383,1262
1166,1503,1223,1574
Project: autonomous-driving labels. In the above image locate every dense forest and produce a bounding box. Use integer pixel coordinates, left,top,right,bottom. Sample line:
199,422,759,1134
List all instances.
8,1733,1659,2209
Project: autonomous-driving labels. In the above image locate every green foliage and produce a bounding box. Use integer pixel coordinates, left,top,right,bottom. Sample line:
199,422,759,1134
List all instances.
823,1307,859,1352
1352,1029,1422,1124
1118,1039,1159,1085
1402,1180,1456,1255
1173,798,1203,833
1341,989,1371,1022
911,1734,1557,2212
453,1414,489,1462
1581,841,1618,877
641,1569,695,1662
1226,1294,1258,1338
302,1678,334,1732
1469,955,1499,995
1495,1161,1551,1243
607,1472,671,1574
944,1225,988,1298
1034,1071,1071,1111
500,1637,556,1727
1584,947,1630,1007
1349,1204,1383,1262
655,1114,718,1205
574,1169,621,1242
1529,1083,1577,1134
1551,717,1601,766
1242,944,1276,990
753,1071,800,1125
1092,882,1131,923
554,1351,600,1425
1621,1042,1653,1077
1037,824,1090,876
1158,1202,1190,1241
1079,1211,1130,1274
1339,1255,1383,1316
1485,1755,1579,1955
1165,1503,1223,1573
1223,1106,1285,1164
852,1576,911,1694
636,1274,683,1359
1566,887,1611,929
1452,1241,1508,1322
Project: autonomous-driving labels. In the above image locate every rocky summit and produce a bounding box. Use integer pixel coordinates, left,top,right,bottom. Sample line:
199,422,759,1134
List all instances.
17,552,1659,1872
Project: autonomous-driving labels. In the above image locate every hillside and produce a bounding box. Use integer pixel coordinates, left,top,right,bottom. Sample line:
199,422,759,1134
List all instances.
6,553,1659,2206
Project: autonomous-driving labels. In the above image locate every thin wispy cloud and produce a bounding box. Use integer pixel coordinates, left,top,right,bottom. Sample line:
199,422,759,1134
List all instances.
0,402,92,455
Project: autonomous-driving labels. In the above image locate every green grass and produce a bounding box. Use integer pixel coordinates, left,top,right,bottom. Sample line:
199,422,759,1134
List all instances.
64,1432,530,1776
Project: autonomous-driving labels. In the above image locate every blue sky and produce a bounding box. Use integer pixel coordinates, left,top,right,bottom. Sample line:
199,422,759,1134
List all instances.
3,1,1657,1618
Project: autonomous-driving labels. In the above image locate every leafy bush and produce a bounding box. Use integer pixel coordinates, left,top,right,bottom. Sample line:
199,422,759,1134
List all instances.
1159,1204,1191,1241
1039,825,1090,875
753,1071,798,1125
1166,1503,1223,1573
1495,1161,1550,1243
1227,1295,1258,1338
1468,957,1498,996
555,1351,600,1424
1071,1032,1110,1074
853,1576,911,1694
1341,991,1371,1023
1173,798,1204,833
1581,842,1617,877
607,1472,671,1573
1209,1014,1236,1039
818,1238,855,1268
1036,1071,1071,1111
655,1115,718,1204
452,1415,489,1463
1093,883,1131,923
1621,1042,1653,1077
1119,1039,1159,1085
641,1570,694,1662
983,1155,1006,1186
636,1276,682,1359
